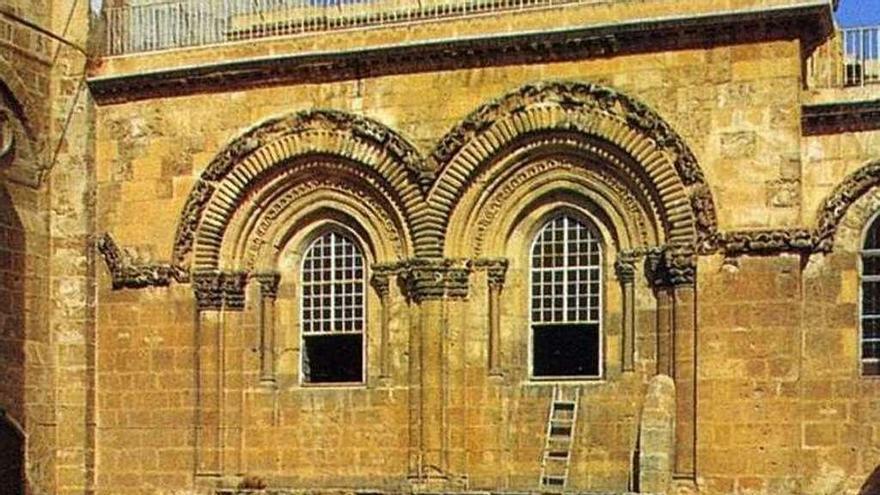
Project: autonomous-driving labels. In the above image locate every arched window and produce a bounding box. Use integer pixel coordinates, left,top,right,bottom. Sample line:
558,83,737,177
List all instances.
301,230,365,384
861,216,880,376
530,215,602,378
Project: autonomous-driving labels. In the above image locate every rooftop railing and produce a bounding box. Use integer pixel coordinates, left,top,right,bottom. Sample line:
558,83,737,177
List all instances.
809,25,880,89
101,0,606,56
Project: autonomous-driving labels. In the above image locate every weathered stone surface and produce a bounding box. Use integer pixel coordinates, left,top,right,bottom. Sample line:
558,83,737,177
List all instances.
4,1,880,495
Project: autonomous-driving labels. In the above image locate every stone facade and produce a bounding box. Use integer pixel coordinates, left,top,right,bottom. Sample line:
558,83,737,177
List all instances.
1,0,880,494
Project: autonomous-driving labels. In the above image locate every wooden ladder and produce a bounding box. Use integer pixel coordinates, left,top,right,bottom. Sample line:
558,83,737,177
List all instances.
538,385,580,492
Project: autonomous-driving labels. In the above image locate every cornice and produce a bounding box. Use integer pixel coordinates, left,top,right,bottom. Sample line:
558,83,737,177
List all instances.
802,99,880,136
87,3,833,105
96,233,188,290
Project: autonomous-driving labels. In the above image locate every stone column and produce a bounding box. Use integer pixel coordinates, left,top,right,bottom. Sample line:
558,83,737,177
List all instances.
667,247,697,481
404,259,470,489
254,273,280,385
615,253,636,372
646,250,673,376
192,271,248,477
371,271,392,379
476,259,508,376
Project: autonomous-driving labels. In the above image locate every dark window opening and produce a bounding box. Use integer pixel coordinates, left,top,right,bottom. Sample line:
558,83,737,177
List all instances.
532,323,600,378
303,333,363,383
0,417,24,495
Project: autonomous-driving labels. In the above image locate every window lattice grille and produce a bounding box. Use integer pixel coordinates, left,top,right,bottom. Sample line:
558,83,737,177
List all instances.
530,216,601,325
301,231,365,335
863,217,880,369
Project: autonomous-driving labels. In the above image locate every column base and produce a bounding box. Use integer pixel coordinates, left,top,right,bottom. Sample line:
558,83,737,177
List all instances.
407,473,467,493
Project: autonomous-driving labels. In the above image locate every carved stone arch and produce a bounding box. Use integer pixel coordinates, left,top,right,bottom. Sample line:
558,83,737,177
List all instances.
446,138,665,259
815,158,880,253
172,110,426,273
220,159,410,272
422,80,718,258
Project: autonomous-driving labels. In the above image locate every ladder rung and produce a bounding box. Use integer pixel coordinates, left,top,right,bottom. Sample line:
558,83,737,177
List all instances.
542,476,566,486
550,417,574,424
549,426,572,436
545,450,569,459
553,401,576,410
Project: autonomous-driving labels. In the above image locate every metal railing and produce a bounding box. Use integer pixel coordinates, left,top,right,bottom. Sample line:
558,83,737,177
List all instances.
101,0,605,56
809,25,880,89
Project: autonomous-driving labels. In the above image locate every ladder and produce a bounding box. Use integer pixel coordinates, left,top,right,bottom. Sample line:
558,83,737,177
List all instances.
538,386,580,492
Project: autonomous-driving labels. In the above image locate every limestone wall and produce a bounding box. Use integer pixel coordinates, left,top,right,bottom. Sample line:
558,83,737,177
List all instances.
77,2,880,495
90,34,816,494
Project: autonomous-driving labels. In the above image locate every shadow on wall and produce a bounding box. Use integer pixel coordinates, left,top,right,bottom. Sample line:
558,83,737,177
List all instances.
862,466,880,495
0,413,23,495
0,183,26,495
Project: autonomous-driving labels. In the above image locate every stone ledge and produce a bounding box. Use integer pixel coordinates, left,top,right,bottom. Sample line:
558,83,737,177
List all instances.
802,98,880,136
87,2,832,105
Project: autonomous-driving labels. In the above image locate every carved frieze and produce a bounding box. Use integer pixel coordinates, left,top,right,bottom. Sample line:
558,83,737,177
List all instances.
97,233,188,290
400,259,472,302
720,228,814,257
192,271,249,311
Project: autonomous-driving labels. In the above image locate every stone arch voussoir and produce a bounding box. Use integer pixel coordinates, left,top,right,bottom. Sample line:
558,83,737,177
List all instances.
815,158,880,253
172,109,427,273
420,80,718,259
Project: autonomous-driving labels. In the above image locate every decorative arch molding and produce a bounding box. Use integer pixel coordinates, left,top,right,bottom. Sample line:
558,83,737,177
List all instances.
450,155,661,259
219,160,411,272
815,159,880,253
421,80,718,258
172,109,427,272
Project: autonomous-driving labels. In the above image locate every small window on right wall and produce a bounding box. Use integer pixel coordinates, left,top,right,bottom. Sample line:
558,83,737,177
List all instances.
861,215,880,376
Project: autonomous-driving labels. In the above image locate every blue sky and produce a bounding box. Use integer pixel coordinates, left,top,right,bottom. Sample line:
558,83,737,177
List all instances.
837,0,880,26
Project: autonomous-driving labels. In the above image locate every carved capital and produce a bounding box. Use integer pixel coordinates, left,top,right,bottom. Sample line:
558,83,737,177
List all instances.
644,245,695,287
402,258,471,303
193,271,249,311
665,245,696,286
644,248,668,288
97,233,188,290
371,272,391,298
614,252,637,284
253,272,281,300
474,258,509,291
